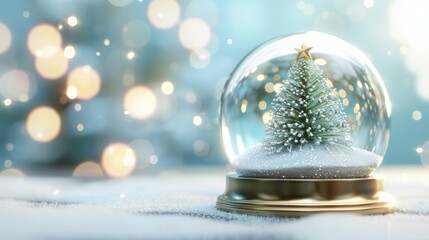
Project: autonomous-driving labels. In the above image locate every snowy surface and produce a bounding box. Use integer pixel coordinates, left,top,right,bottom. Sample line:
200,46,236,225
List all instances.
1,167,429,239
233,144,382,178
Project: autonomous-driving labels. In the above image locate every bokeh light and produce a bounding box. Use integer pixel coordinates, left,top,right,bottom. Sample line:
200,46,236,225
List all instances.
67,16,78,27
66,65,101,100
148,0,181,29
4,159,13,168
161,81,174,95
0,168,25,176
26,106,61,142
0,22,12,54
363,0,374,8
3,98,11,106
123,86,157,120
417,147,423,154
0,70,31,101
193,115,202,126
64,45,76,59
412,111,422,121
27,24,62,56
127,51,135,59
35,48,69,80
73,161,103,177
179,18,211,50
101,143,136,178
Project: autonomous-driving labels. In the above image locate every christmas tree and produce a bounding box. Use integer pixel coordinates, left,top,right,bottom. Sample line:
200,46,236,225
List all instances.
264,43,351,153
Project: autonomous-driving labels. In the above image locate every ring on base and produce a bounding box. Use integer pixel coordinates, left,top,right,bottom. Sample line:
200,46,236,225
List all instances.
216,174,395,217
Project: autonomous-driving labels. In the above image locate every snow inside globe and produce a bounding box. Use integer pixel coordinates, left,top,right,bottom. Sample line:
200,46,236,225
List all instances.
220,32,391,179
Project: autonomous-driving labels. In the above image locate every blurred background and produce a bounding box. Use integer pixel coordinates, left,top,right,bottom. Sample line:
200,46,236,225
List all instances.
0,0,428,177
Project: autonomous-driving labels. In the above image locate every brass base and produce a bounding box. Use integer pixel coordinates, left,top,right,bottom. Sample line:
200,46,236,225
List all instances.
216,174,395,217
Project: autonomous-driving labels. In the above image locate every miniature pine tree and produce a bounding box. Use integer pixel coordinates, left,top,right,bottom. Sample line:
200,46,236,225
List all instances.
264,43,351,153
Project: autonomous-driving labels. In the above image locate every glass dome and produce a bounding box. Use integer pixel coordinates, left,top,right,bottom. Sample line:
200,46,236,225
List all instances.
220,32,391,179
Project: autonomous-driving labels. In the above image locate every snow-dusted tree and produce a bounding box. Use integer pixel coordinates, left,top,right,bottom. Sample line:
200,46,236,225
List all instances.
264,43,351,153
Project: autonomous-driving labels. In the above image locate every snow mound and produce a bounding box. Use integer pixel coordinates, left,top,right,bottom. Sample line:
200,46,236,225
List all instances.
233,144,382,179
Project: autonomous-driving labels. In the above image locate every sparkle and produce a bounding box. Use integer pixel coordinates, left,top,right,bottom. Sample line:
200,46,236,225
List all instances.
412,111,422,121
77,123,84,132
161,81,174,95
193,115,202,126
363,0,374,8
3,98,11,106
64,46,76,59
149,155,158,164
417,147,423,154
67,16,78,27
74,103,82,112
127,51,135,59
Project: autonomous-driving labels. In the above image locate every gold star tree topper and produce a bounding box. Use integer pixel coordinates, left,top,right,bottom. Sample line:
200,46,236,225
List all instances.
295,43,313,60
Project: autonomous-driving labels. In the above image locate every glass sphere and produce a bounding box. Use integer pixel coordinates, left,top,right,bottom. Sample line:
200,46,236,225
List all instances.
220,32,391,178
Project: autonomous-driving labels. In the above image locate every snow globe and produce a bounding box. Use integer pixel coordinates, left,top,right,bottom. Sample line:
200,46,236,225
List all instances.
216,32,395,216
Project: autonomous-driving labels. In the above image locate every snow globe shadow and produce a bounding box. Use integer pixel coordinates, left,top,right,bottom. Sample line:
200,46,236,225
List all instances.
216,32,395,217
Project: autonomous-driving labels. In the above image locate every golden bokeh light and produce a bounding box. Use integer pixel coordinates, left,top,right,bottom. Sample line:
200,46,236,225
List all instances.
0,168,25,176
27,24,62,56
262,112,272,124
148,0,181,29
179,18,211,50
161,81,174,95
0,70,31,101
256,74,265,81
258,101,267,110
338,89,347,98
26,106,61,142
73,161,103,177
314,58,327,65
0,22,12,54
240,99,248,113
264,83,274,93
274,83,283,93
35,48,69,80
66,66,101,100
123,86,157,120
101,143,136,178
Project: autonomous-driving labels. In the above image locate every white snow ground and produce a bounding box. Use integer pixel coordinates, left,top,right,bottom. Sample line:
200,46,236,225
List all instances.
0,167,429,239
233,144,382,178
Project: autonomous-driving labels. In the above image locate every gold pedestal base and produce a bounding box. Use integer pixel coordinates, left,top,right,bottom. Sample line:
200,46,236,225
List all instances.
216,174,395,217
